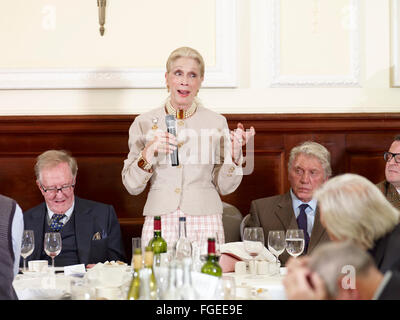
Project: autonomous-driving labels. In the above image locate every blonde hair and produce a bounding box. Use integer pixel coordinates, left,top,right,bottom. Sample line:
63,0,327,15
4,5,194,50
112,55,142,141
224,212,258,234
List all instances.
309,241,374,299
288,141,332,178
35,150,78,181
166,47,205,78
314,173,400,249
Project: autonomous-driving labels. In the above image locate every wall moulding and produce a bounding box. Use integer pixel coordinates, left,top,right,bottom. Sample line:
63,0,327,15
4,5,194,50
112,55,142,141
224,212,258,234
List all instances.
391,0,400,87
0,0,237,89
270,0,361,87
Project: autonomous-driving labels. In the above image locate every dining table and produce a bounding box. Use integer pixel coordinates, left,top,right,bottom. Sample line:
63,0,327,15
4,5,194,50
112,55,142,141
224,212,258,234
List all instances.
13,262,286,300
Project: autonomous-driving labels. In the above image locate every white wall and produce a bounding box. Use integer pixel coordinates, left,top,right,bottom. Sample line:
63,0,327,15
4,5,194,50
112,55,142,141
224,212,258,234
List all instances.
0,0,399,115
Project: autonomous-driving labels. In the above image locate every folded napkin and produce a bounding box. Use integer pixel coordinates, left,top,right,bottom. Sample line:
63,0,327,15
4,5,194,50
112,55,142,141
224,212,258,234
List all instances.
219,241,275,273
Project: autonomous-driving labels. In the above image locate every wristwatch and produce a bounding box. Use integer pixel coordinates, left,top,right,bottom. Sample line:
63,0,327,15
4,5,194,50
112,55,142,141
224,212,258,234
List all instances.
137,152,152,172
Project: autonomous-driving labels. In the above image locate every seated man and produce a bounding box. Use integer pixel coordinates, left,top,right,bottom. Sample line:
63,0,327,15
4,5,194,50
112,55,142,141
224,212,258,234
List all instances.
0,194,23,300
245,141,331,265
23,150,125,267
283,241,400,300
377,135,400,210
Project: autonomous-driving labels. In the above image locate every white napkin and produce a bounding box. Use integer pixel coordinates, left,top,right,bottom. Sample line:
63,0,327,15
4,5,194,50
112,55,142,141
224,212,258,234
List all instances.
85,261,130,288
220,241,275,262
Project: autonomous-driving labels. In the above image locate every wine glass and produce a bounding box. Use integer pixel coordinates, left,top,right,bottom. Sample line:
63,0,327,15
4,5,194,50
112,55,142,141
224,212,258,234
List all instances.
21,230,35,272
44,232,62,268
285,229,305,258
243,227,264,278
268,230,286,273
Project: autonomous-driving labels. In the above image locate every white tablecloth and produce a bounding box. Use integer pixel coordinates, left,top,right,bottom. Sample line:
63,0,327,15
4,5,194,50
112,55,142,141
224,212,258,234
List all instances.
224,268,286,300
13,266,287,300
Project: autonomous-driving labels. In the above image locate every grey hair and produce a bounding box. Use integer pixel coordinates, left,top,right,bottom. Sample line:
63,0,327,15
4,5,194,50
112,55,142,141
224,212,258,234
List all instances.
288,141,332,178
314,173,400,249
35,150,78,182
308,241,374,299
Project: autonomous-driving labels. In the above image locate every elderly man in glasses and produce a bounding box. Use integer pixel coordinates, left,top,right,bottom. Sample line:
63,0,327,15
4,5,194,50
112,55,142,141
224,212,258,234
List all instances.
23,150,125,267
377,135,400,210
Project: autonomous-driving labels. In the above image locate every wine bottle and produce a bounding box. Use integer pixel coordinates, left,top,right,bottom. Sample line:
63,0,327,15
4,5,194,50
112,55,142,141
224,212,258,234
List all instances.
127,248,142,300
175,217,192,261
201,237,222,277
179,257,198,300
139,246,158,300
148,216,167,266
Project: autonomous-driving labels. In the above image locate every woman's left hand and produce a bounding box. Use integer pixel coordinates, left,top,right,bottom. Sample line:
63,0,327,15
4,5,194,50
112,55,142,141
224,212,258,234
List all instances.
231,122,256,163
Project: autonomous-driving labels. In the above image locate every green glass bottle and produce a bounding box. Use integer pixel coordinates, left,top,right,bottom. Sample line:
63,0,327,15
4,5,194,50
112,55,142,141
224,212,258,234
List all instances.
201,237,222,277
148,216,167,266
127,248,142,300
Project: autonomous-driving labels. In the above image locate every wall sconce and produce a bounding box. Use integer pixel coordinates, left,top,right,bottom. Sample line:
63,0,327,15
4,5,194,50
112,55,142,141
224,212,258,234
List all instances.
97,0,106,36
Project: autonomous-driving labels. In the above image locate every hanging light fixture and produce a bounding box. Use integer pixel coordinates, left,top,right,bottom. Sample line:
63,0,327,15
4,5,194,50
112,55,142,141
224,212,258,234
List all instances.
97,0,106,36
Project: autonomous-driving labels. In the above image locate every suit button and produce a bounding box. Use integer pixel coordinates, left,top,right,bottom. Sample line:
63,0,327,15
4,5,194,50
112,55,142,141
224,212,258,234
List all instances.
178,120,185,127
175,188,181,194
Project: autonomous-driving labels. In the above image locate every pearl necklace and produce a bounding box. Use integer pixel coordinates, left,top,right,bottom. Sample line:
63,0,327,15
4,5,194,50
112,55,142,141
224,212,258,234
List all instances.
165,98,197,119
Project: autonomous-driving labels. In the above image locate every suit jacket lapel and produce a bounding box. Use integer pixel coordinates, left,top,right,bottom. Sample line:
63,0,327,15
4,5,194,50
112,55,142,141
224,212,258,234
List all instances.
387,183,400,210
274,193,327,253
74,197,93,265
274,192,298,230
308,207,326,252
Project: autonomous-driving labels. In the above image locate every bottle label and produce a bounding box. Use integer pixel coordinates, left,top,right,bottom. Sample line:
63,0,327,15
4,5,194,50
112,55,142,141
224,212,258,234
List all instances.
144,251,154,267
133,254,142,269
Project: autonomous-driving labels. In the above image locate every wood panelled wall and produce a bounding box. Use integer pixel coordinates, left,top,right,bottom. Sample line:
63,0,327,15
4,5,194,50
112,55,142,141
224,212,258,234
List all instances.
1,113,399,260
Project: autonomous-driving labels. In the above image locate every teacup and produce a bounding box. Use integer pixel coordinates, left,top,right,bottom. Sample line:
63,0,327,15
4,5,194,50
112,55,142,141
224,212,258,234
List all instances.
28,260,48,272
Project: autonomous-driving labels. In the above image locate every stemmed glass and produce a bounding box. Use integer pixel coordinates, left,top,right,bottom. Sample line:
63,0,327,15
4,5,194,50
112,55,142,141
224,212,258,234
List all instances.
21,230,35,272
243,227,264,278
44,232,62,268
268,230,286,273
285,229,305,258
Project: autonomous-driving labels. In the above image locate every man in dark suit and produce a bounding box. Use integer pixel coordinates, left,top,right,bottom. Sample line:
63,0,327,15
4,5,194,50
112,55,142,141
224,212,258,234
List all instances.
245,141,331,265
23,150,125,267
377,135,400,210
283,241,400,300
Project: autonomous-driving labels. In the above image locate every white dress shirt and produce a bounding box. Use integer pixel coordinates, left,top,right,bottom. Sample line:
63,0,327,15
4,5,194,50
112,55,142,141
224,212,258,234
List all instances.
12,204,24,276
46,202,75,226
290,189,317,237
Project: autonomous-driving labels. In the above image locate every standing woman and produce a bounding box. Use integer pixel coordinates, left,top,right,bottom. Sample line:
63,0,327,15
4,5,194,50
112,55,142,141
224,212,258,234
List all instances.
122,47,255,249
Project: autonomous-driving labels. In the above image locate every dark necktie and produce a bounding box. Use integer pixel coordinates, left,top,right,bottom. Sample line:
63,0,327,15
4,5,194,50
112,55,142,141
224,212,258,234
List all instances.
50,214,66,232
297,204,310,253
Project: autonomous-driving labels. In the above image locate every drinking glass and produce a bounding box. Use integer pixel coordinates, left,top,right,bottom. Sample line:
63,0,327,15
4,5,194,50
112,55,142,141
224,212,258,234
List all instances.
21,230,35,271
285,229,305,258
268,230,286,272
243,227,264,278
44,232,62,268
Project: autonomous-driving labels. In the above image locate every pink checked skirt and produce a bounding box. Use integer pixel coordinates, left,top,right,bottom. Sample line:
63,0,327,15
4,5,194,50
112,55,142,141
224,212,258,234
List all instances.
141,208,225,251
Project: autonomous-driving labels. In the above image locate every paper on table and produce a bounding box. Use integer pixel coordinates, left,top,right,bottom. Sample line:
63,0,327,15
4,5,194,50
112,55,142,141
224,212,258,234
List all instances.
64,264,86,276
220,242,275,262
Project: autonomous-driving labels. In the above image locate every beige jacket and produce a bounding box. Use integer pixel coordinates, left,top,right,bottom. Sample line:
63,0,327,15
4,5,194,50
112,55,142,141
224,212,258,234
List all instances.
122,99,243,216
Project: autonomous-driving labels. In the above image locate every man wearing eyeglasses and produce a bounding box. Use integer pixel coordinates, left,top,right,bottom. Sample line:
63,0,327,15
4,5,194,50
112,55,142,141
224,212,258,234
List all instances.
377,135,400,210
22,150,126,267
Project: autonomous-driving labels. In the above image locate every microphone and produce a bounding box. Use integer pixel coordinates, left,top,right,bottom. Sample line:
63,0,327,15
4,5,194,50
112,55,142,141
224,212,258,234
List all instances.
165,115,179,166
